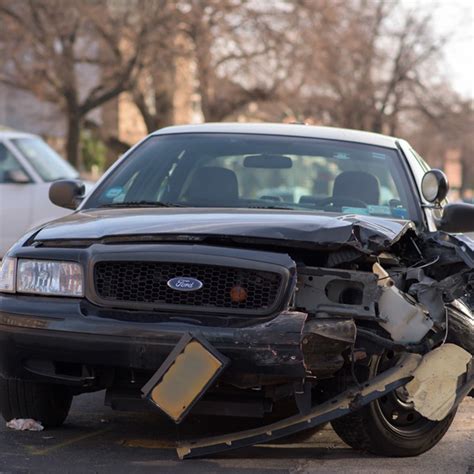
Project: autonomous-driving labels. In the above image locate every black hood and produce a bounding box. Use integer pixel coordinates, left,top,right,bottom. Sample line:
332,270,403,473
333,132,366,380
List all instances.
33,208,415,253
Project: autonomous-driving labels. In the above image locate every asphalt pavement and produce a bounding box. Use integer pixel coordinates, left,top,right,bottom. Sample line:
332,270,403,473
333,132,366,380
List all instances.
0,391,472,474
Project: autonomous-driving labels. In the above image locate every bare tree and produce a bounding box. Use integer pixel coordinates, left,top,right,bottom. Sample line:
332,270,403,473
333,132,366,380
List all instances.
132,54,177,133
131,29,186,132
124,0,184,134
130,0,289,127
0,0,169,167
181,0,291,122
278,0,448,134
1,0,467,176
406,93,474,195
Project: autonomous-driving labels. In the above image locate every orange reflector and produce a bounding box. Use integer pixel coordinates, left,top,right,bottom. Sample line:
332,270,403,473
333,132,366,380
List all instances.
230,285,247,303
142,334,228,423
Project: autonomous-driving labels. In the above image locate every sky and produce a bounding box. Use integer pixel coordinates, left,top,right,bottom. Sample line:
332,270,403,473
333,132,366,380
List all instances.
410,0,474,98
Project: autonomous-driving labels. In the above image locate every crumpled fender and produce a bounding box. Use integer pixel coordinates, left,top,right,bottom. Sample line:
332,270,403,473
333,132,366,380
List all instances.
405,344,473,420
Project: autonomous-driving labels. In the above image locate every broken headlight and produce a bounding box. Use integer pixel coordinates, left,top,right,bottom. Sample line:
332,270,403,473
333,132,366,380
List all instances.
0,257,16,293
16,259,84,297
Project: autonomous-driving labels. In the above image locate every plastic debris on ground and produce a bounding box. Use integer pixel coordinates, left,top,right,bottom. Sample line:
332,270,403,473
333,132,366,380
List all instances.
6,419,44,431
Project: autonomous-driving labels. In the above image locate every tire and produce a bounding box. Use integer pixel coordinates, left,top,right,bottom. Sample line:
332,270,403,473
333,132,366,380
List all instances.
331,352,457,457
0,377,72,428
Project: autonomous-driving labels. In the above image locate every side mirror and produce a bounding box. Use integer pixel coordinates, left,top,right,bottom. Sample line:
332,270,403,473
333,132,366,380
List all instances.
421,169,449,204
5,169,31,184
49,179,85,210
437,203,474,233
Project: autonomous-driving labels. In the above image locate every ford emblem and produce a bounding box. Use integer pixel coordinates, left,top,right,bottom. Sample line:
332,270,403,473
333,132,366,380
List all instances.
167,277,203,292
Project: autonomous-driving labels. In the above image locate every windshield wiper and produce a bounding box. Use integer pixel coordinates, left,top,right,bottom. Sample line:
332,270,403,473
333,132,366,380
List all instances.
100,201,298,210
98,201,185,208
247,204,297,210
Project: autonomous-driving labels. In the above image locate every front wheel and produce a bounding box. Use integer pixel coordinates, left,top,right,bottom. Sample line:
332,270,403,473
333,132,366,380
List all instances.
331,352,457,456
0,377,72,428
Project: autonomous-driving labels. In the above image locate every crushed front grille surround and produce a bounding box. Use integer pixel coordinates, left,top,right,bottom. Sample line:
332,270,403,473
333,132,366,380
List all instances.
93,261,283,314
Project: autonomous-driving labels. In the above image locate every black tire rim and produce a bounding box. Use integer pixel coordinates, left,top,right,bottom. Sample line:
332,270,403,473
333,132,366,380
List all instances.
373,351,436,438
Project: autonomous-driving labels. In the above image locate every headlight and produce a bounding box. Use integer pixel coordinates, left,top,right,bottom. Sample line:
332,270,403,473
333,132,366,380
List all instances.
0,257,16,293
17,259,84,297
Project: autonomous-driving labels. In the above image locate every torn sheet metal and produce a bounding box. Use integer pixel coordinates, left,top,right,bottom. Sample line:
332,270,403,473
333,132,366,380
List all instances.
177,353,422,459
405,344,473,421
423,232,474,268
447,300,474,355
302,318,357,377
296,267,379,319
373,263,433,343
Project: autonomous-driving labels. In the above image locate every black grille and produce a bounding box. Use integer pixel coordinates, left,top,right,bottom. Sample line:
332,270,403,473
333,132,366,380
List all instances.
93,261,283,313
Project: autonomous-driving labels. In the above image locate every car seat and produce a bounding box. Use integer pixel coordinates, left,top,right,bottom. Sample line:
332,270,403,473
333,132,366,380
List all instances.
332,170,380,205
185,167,239,205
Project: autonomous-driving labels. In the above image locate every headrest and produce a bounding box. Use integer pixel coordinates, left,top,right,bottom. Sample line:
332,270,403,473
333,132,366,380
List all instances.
185,167,239,204
333,170,380,205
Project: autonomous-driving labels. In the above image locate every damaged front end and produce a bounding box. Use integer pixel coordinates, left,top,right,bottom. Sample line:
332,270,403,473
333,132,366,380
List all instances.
2,215,472,459
163,221,473,458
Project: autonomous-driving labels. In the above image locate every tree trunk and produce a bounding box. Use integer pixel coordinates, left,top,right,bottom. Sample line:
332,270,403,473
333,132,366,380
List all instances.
133,89,174,134
66,112,82,170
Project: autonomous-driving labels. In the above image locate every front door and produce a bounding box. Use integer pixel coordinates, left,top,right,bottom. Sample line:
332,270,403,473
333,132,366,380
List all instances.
0,142,35,255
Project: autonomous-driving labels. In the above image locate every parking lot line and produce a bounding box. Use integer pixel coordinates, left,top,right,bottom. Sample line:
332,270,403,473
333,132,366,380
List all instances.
25,427,112,456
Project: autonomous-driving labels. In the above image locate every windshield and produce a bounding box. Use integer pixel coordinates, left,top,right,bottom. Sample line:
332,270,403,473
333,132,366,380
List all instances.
12,137,79,182
84,133,418,220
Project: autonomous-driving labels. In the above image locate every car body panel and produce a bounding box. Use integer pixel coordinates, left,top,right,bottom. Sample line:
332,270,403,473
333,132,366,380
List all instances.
151,123,400,149
0,131,87,256
1,124,473,459
33,207,414,250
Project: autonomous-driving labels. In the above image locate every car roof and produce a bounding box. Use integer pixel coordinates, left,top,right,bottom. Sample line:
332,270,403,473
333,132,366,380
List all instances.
152,123,400,149
0,128,38,140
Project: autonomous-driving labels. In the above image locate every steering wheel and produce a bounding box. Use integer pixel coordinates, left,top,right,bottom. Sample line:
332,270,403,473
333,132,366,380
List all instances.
316,196,368,210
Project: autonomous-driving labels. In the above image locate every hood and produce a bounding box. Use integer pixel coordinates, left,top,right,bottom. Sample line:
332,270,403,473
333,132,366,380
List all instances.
32,208,415,253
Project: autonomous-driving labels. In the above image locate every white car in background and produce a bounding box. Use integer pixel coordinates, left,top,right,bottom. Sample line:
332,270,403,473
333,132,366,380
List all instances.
0,130,83,256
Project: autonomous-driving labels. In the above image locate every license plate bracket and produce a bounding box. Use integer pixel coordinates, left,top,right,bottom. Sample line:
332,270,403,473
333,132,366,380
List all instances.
141,333,229,423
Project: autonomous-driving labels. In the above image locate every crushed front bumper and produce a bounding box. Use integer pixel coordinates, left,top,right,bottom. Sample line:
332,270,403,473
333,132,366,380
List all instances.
0,292,358,388
177,353,422,459
177,349,473,459
0,295,310,386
